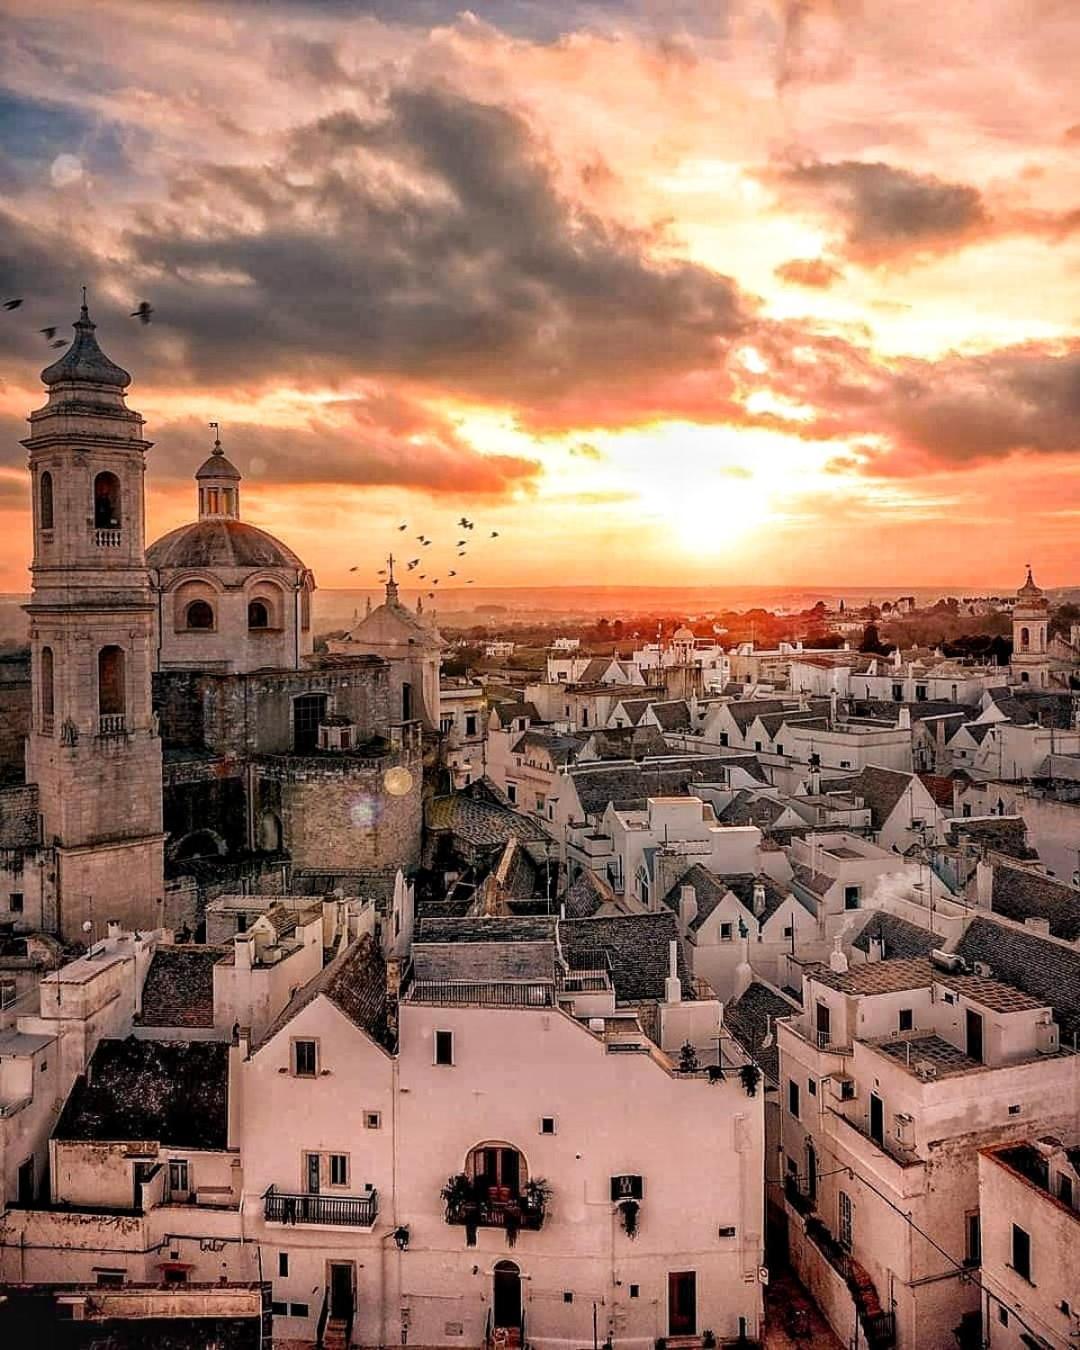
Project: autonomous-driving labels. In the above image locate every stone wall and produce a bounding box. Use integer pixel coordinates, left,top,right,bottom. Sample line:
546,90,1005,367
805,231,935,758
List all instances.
0,654,30,781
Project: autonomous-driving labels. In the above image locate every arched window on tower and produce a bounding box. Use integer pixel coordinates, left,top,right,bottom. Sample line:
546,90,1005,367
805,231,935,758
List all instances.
248,600,270,630
1019,626,1030,651
40,646,54,732
94,472,122,541
185,600,215,630
40,472,54,531
98,645,126,733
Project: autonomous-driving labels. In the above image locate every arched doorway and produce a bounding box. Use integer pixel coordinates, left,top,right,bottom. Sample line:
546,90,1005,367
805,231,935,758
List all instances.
492,1261,521,1333
94,472,122,529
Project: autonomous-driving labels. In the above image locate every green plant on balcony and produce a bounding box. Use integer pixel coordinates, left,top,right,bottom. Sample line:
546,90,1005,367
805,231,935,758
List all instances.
524,1178,551,1215
739,1064,761,1097
678,1041,700,1073
618,1198,639,1239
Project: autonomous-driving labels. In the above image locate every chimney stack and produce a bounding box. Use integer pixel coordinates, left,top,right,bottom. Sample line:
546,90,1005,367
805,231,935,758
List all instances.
829,934,849,974
664,939,682,1005
752,879,767,918
678,884,698,929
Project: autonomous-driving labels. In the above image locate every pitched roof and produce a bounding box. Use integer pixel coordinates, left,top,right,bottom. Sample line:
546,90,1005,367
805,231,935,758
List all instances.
613,697,655,726
725,699,788,733
946,816,1035,861
560,912,695,1004
569,755,761,816
716,790,789,830
256,933,388,1051
808,953,1045,1012
583,725,670,761
852,912,939,961
417,916,557,944
660,864,791,930
134,945,225,1029
826,765,925,830
426,793,551,848
987,861,1080,941
512,729,584,766
918,774,956,810
651,700,691,732
560,868,618,919
956,917,1080,1042
724,980,799,1083
55,1040,229,1149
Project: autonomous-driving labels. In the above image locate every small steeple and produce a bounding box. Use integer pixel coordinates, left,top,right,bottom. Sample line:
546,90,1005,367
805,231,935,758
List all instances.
196,423,241,520
41,291,132,393
385,554,399,605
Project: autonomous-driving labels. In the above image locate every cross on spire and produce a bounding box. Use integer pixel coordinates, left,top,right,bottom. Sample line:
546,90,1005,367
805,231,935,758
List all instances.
385,553,399,604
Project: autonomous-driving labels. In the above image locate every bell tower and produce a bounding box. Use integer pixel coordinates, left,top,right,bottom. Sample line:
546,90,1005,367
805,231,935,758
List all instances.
1011,565,1051,689
23,298,164,940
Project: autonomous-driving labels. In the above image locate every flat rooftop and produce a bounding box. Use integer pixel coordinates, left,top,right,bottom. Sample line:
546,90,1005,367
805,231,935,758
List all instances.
873,1032,982,1078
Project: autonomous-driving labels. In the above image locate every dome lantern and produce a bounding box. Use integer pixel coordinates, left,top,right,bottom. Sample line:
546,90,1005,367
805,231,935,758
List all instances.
196,423,242,520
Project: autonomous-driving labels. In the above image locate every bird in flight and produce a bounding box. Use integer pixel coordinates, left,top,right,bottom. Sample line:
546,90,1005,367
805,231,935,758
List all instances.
130,301,154,324
467,579,475,584
40,326,58,340
348,566,359,572
398,522,407,531
448,570,456,577
48,339,67,348
406,559,419,570
457,539,466,547
3,299,23,310
490,531,499,538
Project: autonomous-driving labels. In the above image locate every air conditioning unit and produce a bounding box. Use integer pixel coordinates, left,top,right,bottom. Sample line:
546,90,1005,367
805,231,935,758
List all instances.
914,1059,938,1080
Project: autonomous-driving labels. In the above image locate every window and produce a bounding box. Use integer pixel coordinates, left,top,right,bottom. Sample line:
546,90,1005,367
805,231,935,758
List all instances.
899,1008,913,1032
9,892,23,914
465,714,478,737
507,783,517,804
292,1039,317,1077
754,740,762,752
272,1302,288,1317
278,1253,289,1277
163,1268,188,1286
563,1292,574,1304
838,1191,853,1249
168,1159,189,1196
248,599,270,630
293,693,327,752
435,1029,454,1066
301,587,311,631
998,1307,1008,1327
843,885,860,910
40,645,54,724
185,599,214,630
364,1111,381,1130
40,471,54,530
95,1270,125,1287
1060,1174,1073,1207
93,471,121,529
776,743,784,756
440,716,454,735
719,731,729,746
965,1213,981,1266
540,1116,556,1135
629,1285,640,1299
1019,626,1030,651
535,793,545,813
329,1154,349,1187
788,1079,800,1119
1008,1104,1020,1116
807,1078,817,1096
289,1303,310,1318
783,924,793,938
1011,1224,1031,1281
719,922,733,941
98,645,126,718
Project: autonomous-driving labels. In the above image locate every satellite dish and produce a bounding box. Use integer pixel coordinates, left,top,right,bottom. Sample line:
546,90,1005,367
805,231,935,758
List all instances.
383,766,414,798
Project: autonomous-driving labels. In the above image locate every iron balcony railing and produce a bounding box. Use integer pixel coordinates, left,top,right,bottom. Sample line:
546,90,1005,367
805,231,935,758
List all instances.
263,1186,378,1228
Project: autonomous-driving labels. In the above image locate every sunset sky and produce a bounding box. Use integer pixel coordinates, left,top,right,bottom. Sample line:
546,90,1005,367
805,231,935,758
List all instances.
1,0,1078,593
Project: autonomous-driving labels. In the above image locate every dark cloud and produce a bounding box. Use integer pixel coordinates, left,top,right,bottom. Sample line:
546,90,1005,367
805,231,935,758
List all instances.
770,159,989,263
115,84,747,415
774,256,843,288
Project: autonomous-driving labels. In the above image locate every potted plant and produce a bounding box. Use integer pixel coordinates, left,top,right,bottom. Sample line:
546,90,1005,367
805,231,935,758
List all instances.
678,1041,699,1074
618,1198,639,1239
440,1172,472,1220
702,1331,716,1349
739,1064,761,1097
524,1178,552,1215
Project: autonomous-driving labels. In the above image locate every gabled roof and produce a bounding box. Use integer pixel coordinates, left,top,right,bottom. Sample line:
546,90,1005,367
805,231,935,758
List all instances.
612,697,655,726
651,700,691,732
512,729,584,766
852,912,938,961
956,917,1080,1042
134,945,225,1029
569,755,763,816
661,864,792,930
918,774,956,810
560,868,618,919
987,861,1080,941
413,917,557,984
716,790,789,830
426,793,552,848
256,933,389,1052
825,765,927,830
55,1040,229,1149
724,979,799,1083
491,701,539,727
723,699,788,733
560,912,696,1004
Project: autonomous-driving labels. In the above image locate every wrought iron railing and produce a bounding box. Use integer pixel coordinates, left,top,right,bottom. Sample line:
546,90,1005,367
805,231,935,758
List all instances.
264,1186,378,1227
446,1191,545,1234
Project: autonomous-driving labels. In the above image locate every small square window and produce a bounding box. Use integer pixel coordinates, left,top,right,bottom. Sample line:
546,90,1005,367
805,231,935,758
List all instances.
1008,1104,1021,1116
717,1225,736,1238
435,1029,454,1066
720,922,733,941
364,1111,382,1130
329,1154,348,1187
629,1285,640,1299
290,1302,310,1318
9,892,23,913
783,925,794,938
278,1253,289,1277
293,1039,317,1077
540,1116,556,1135
563,1292,574,1304
272,1301,288,1317
844,886,860,910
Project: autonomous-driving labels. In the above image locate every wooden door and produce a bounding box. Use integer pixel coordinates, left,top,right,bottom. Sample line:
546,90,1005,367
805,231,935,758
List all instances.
668,1271,696,1336
329,1263,354,1319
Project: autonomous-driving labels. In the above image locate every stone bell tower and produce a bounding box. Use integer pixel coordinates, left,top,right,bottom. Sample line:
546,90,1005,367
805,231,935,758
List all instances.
1011,565,1051,689
23,298,164,941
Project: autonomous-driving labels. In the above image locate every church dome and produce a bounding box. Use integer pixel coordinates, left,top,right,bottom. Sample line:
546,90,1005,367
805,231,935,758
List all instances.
41,301,131,389
196,448,242,481
147,518,305,571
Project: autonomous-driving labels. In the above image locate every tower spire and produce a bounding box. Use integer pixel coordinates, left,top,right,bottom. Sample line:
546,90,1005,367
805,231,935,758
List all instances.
385,553,399,605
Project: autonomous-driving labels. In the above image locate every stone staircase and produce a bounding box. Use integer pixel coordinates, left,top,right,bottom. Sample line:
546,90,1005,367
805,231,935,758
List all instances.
323,1316,349,1350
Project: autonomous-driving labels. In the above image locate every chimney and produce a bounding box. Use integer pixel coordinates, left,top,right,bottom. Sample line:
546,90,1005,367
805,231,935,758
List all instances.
733,936,753,1000
752,879,767,918
898,707,911,731
808,763,821,797
975,858,994,909
678,884,698,929
234,933,254,971
829,689,838,725
664,939,682,1005
106,920,122,942
829,935,849,974
868,934,885,964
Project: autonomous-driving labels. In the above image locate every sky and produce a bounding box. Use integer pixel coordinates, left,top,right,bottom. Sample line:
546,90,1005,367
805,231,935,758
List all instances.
0,0,1078,594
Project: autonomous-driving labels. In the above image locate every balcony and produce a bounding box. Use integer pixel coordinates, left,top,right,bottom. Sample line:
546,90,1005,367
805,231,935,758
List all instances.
784,1174,816,1217
95,528,122,548
98,714,127,736
805,1217,896,1349
263,1186,378,1229
443,1173,548,1246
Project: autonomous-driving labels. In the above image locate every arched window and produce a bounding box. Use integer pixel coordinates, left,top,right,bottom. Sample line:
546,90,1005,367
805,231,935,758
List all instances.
466,1143,526,1198
185,599,214,630
40,472,54,531
93,472,121,530
1019,626,1030,651
247,600,270,630
40,646,54,723
97,645,126,718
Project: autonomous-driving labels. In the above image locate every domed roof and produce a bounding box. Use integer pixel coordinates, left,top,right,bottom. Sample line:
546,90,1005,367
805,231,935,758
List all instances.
147,518,305,571
1017,565,1044,601
196,446,242,481
41,302,131,389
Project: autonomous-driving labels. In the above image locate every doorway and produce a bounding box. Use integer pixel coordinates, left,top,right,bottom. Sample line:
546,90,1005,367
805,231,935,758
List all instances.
402,681,413,722
16,1157,34,1206
668,1271,696,1336
869,1093,884,1146
493,1261,521,1331
329,1262,354,1320
965,1009,984,1063
293,693,327,752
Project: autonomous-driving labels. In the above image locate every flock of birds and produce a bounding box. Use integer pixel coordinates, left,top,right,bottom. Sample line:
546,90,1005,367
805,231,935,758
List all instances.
3,295,155,350
350,517,503,598
5,295,500,598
